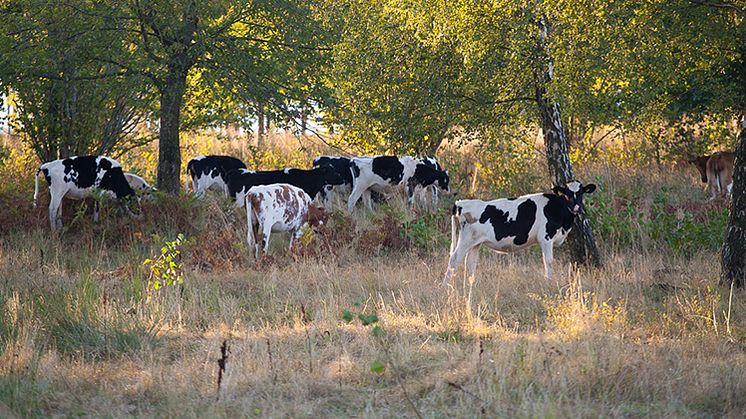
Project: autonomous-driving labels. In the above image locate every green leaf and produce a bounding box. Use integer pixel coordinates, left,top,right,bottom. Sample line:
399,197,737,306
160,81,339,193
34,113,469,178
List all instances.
370,359,385,375
358,313,378,326
342,309,353,323
371,325,383,337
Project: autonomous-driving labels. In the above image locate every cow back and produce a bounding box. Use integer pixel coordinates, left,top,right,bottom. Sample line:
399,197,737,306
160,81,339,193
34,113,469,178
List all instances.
249,184,313,225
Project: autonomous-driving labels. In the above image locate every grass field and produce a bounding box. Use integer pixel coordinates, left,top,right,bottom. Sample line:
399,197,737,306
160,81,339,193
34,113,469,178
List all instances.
1,135,745,417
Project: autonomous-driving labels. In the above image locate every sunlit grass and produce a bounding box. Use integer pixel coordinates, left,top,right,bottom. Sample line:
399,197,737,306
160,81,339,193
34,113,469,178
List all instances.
0,133,744,416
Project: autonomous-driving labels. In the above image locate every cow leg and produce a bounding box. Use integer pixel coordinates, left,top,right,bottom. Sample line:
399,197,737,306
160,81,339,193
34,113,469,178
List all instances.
195,179,208,198
261,224,273,256
347,184,367,212
49,193,64,231
288,229,297,252
289,229,304,260
93,201,100,223
362,189,373,210
406,183,416,208
322,186,333,212
465,246,480,283
254,227,261,260
443,240,471,285
539,240,554,280
708,179,718,200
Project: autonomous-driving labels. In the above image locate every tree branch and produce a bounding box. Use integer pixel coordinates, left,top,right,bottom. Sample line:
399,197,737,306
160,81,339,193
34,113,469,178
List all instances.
691,0,746,17
222,36,333,51
20,69,129,81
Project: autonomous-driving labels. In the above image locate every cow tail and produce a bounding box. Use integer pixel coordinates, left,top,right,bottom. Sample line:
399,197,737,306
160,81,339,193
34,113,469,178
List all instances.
450,204,459,254
246,195,255,251
33,167,42,209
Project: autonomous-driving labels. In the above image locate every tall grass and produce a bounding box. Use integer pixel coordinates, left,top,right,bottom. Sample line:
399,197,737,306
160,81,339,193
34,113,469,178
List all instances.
0,132,744,417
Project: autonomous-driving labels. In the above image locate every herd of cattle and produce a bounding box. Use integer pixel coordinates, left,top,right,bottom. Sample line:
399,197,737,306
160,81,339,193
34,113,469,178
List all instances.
29,150,732,282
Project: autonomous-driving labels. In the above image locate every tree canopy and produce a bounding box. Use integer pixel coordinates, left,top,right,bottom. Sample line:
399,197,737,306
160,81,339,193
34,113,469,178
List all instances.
0,0,743,172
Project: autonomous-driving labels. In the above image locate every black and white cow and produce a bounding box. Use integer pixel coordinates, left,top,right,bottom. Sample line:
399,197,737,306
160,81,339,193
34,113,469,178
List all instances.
227,165,345,208
443,181,596,284
313,156,354,187
124,173,155,194
185,155,246,197
33,155,139,230
312,155,354,210
415,156,446,207
409,158,450,208
347,156,450,212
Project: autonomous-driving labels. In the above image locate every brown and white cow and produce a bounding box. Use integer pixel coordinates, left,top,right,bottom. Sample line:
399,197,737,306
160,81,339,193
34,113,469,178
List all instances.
706,151,735,199
245,184,327,259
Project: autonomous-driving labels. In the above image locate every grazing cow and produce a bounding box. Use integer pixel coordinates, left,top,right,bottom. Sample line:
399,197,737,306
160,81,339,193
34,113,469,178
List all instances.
313,155,354,187
227,165,345,209
185,155,246,197
688,155,710,184
347,155,450,212
245,184,327,259
313,155,354,210
706,151,735,199
33,155,139,230
443,181,596,284
312,155,393,210
409,158,449,208
124,173,155,194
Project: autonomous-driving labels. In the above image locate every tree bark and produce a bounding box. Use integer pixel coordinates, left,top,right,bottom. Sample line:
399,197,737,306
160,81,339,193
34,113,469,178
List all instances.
300,99,307,134
157,65,187,193
721,123,746,287
257,101,265,148
534,17,602,267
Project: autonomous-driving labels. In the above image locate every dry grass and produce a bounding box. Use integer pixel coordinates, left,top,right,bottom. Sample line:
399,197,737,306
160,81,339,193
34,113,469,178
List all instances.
1,133,745,417
2,241,745,417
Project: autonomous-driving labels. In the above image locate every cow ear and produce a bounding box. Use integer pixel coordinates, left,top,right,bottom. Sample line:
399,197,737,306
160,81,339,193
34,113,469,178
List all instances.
552,186,566,196
583,184,597,194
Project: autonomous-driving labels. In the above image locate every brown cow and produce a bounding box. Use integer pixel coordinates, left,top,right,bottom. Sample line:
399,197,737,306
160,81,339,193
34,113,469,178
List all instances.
706,151,735,199
688,155,710,184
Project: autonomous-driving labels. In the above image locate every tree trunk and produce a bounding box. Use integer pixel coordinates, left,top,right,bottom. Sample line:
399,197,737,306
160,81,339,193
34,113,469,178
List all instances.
257,102,265,148
721,123,746,287
157,66,187,194
300,103,307,135
534,17,601,267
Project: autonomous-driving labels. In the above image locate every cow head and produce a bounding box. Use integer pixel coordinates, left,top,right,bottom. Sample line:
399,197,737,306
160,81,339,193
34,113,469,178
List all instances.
317,165,345,186
438,170,450,193
687,155,710,183
552,181,596,214
307,205,328,233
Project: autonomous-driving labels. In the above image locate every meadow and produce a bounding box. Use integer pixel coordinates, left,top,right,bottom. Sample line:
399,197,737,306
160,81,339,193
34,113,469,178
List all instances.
1,133,745,418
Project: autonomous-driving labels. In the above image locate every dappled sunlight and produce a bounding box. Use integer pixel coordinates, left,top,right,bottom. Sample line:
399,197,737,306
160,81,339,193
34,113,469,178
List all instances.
2,135,746,416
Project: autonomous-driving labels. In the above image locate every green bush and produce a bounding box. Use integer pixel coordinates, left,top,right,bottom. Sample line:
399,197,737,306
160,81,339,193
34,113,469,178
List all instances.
401,208,450,253
586,181,728,255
